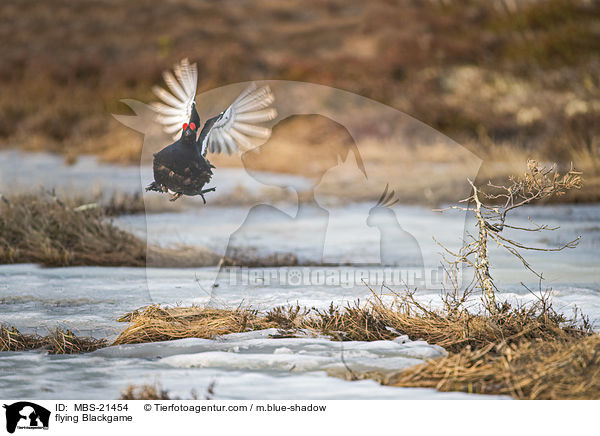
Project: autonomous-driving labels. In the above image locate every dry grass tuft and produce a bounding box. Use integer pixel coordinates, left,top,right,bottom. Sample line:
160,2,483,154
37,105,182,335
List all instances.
300,302,399,342
0,192,224,267
0,325,39,352
0,192,147,266
389,335,600,399
119,382,212,400
113,301,408,346
113,291,590,348
0,325,106,354
92,192,145,217
120,383,172,400
44,328,108,354
369,292,590,353
112,305,278,345
319,293,599,399
220,248,299,267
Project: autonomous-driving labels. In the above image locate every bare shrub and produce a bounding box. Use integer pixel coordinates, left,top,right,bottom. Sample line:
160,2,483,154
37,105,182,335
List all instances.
436,160,583,312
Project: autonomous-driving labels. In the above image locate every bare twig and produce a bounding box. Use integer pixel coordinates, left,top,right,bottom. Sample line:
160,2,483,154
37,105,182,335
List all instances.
435,160,583,314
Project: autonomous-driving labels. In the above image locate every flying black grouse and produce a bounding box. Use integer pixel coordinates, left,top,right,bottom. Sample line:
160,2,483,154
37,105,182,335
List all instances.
146,58,277,202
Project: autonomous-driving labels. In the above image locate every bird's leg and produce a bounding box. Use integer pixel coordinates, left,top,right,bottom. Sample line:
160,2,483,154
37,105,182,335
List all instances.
145,181,163,193
169,192,182,202
145,182,171,195
198,187,216,204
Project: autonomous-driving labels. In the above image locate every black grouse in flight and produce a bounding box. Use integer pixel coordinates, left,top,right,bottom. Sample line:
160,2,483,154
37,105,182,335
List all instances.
146,58,277,202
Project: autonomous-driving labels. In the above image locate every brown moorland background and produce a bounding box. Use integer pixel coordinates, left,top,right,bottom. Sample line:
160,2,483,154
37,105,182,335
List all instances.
1,0,599,202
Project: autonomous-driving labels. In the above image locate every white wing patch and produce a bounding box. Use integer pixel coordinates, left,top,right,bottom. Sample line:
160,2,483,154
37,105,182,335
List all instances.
151,58,198,139
151,58,276,154
201,83,277,155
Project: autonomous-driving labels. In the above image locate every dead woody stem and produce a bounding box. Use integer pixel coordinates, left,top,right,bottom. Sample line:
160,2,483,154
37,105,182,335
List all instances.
437,160,583,313
469,180,496,309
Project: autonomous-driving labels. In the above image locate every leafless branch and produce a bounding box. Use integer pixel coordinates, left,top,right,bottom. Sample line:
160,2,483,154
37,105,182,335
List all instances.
434,160,583,314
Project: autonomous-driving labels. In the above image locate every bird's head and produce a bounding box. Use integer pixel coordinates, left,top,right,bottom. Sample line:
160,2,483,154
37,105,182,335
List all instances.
181,122,197,142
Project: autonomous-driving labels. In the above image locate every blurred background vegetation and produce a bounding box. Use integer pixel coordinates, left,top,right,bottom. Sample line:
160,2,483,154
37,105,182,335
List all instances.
0,0,598,200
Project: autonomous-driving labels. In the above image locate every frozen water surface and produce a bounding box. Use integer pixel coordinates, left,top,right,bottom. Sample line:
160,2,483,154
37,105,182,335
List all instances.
0,150,309,203
0,350,503,400
0,262,516,400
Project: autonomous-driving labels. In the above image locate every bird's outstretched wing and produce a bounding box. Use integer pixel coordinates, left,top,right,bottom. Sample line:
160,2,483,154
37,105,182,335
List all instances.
151,59,277,153
151,58,198,139
200,83,277,155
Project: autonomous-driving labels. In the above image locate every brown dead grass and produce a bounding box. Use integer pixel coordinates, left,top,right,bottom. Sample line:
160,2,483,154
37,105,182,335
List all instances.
112,306,278,345
119,382,211,400
110,295,598,399
51,191,146,217
351,293,599,399
112,302,410,346
0,325,106,354
0,192,224,267
369,293,590,353
0,192,147,266
389,335,600,399
119,383,172,400
113,293,590,349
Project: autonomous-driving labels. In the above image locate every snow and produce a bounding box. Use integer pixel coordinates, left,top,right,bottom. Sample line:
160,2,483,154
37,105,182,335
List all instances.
97,329,445,373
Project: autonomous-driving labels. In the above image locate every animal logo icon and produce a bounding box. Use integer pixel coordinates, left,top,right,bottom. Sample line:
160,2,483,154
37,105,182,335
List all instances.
114,79,482,298
315,149,373,264
3,402,50,434
367,184,425,268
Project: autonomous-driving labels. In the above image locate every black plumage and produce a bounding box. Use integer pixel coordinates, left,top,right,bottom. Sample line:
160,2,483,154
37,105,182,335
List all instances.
146,104,217,202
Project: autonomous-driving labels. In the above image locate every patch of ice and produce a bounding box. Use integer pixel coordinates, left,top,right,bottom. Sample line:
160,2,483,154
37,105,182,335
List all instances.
96,329,446,377
0,351,507,399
